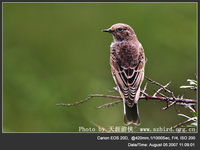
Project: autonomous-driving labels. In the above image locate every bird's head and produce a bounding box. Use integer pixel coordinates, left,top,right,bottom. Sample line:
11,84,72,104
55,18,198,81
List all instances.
102,23,136,42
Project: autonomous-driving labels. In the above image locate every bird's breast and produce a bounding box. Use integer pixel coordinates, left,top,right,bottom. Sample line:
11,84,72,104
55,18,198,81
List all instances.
111,41,139,68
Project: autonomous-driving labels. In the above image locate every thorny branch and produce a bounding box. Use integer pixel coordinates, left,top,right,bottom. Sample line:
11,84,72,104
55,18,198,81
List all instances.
57,76,197,130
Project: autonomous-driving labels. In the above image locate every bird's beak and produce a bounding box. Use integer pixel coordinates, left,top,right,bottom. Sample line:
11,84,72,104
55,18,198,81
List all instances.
102,29,112,33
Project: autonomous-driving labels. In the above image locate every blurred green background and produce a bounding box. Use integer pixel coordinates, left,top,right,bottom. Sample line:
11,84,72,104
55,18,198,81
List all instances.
3,3,197,132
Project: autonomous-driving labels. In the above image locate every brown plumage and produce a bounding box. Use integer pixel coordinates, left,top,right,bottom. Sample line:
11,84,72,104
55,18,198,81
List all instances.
102,23,145,125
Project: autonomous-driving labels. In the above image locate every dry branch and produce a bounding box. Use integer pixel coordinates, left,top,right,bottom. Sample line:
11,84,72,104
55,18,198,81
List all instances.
56,76,197,129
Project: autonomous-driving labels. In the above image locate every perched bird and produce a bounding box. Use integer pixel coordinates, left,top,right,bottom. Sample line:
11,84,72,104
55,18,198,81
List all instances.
102,23,145,125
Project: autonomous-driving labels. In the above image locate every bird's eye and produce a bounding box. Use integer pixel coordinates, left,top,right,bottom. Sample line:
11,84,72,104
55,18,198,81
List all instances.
117,28,123,32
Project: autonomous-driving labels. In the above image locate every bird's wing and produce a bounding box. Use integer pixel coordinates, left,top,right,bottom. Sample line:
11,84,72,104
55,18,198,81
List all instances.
110,46,145,107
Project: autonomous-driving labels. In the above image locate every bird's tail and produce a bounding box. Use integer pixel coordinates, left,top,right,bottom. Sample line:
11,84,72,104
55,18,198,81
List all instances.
123,102,140,125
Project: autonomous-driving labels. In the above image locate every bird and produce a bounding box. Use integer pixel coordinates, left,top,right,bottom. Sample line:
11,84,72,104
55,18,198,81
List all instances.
102,23,145,125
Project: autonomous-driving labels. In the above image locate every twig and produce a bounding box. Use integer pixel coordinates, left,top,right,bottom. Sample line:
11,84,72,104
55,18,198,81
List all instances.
56,95,93,107
189,87,197,91
56,76,197,108
172,119,193,129
56,94,122,107
145,76,196,112
96,100,123,109
90,94,122,100
141,82,148,97
56,76,197,129
145,76,171,93
153,81,171,97
56,94,197,107
139,95,197,104
161,101,177,110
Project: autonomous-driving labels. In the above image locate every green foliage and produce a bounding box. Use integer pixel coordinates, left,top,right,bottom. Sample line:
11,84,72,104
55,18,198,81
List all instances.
178,77,197,128
180,79,197,90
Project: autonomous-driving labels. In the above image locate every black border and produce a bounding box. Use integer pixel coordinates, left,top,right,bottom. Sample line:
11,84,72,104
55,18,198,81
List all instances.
1,1,199,149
